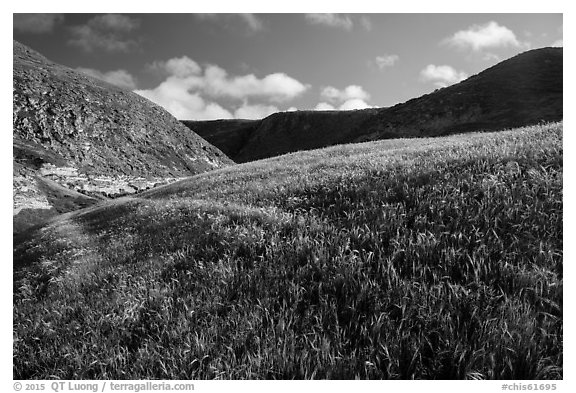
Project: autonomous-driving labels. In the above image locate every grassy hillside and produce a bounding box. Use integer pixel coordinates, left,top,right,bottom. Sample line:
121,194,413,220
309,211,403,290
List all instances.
14,122,562,379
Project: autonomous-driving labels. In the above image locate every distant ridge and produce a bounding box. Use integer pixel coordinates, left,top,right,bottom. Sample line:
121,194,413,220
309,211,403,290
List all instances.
184,47,562,163
13,40,233,231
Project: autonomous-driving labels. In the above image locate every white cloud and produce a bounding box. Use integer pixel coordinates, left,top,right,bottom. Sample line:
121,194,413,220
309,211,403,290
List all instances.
420,64,468,88
305,14,353,31
315,84,373,111
69,14,140,53
143,59,308,102
286,107,298,112
338,99,372,110
444,21,523,52
135,78,233,120
194,14,264,32
76,68,137,90
315,102,335,111
314,99,372,111
234,103,278,119
135,56,308,120
552,39,563,47
203,65,308,102
375,54,399,69
14,14,64,33
148,56,202,77
321,85,370,104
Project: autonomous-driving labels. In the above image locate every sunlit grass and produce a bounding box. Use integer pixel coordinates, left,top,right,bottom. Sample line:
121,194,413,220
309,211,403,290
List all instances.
14,122,562,379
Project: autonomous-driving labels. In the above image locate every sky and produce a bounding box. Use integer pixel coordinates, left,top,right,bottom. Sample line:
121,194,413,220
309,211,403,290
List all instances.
13,13,563,121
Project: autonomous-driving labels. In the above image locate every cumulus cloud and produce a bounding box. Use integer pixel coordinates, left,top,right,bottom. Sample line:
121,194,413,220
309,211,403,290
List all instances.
444,21,523,52
315,84,373,111
305,14,353,31
234,103,278,119
315,99,372,111
69,14,140,53
194,14,264,32
420,64,468,88
338,99,372,110
14,14,64,33
320,85,371,103
315,102,335,111
374,54,399,69
76,67,137,90
135,56,308,120
148,56,202,77
135,78,233,120
202,65,309,102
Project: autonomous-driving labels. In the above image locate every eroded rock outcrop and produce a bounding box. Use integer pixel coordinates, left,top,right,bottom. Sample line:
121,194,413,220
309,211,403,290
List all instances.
13,40,233,232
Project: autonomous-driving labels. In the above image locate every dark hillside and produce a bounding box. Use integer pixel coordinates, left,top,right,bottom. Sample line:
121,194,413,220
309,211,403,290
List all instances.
233,109,380,163
182,119,259,159
184,47,562,163
352,47,563,142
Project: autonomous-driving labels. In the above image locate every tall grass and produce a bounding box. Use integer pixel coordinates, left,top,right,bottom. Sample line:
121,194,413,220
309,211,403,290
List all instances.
13,122,562,379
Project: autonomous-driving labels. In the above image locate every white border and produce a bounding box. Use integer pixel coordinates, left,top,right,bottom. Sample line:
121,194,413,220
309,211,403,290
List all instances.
2,2,570,390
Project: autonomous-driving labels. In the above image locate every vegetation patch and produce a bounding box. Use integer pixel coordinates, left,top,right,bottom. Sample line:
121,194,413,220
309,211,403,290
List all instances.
14,123,562,379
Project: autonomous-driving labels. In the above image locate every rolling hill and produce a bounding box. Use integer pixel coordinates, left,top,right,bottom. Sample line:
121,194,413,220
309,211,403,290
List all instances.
14,122,562,379
184,47,562,163
13,40,233,232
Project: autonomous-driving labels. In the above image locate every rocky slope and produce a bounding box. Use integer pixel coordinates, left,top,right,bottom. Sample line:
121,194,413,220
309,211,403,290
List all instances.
184,47,562,163
13,40,233,232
